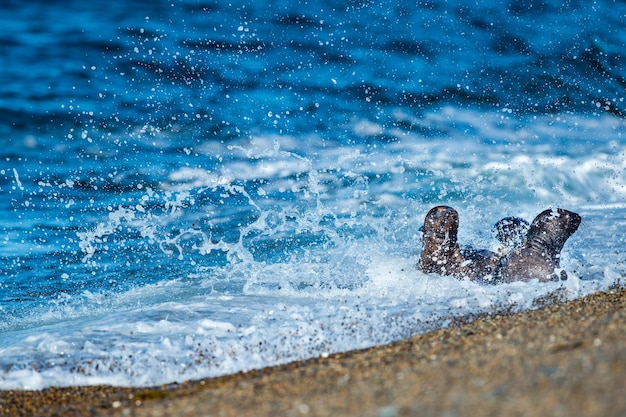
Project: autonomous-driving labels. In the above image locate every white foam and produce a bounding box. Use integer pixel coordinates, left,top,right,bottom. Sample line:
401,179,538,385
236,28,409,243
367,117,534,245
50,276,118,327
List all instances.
2,109,626,390
0,229,620,390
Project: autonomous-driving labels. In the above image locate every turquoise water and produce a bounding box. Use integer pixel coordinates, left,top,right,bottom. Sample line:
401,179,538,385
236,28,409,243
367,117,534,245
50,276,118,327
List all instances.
1,0,625,389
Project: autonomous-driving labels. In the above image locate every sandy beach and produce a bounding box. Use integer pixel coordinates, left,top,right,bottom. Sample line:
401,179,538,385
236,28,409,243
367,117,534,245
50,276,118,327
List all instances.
2,286,625,417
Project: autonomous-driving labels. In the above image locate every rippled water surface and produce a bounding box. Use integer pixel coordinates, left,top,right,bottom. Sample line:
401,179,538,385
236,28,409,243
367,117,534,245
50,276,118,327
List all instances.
1,0,625,389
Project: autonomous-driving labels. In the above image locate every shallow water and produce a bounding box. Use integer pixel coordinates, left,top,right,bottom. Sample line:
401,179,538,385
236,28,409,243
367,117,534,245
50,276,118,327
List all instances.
1,0,625,389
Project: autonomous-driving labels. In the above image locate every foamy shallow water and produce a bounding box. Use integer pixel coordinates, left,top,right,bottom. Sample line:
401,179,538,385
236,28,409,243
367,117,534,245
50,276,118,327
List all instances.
2,110,626,389
0,250,621,390
2,0,626,390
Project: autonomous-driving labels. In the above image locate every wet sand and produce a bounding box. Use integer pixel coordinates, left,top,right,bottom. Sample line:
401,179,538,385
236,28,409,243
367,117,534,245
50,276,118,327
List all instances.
2,287,625,417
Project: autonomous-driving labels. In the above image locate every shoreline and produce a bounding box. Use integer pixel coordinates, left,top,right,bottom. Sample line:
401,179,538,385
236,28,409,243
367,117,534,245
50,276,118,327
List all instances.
2,287,625,417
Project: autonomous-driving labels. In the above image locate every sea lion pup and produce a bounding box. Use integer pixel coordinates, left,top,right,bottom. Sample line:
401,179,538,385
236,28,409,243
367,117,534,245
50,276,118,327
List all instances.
494,208,581,283
419,206,580,283
418,206,497,280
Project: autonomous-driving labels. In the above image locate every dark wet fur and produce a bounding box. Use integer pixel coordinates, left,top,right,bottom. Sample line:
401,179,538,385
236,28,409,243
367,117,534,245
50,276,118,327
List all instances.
493,209,581,283
460,248,498,280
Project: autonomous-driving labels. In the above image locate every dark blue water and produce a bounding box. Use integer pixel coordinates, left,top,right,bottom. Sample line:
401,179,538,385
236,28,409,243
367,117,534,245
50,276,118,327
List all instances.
1,0,625,389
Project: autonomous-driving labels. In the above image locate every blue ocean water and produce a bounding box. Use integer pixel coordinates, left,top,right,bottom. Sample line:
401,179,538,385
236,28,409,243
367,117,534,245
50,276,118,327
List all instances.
1,0,625,389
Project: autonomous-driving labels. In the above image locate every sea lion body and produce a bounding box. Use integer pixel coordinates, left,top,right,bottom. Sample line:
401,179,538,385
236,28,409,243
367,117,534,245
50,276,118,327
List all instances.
493,208,581,283
418,206,580,283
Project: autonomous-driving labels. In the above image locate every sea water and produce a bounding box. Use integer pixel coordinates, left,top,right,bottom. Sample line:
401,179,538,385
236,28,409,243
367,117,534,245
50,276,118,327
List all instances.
1,0,625,389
